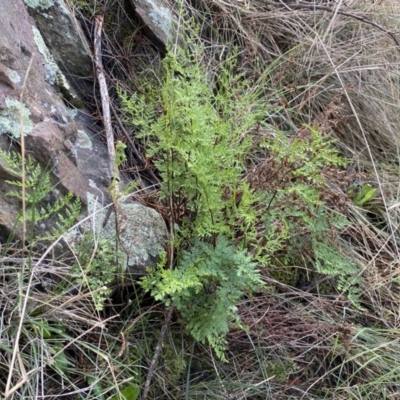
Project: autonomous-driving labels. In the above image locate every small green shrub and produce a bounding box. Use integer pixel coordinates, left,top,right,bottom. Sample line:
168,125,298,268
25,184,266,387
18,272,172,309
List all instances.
120,40,361,357
142,235,263,359
121,44,266,357
120,50,260,240
258,126,361,300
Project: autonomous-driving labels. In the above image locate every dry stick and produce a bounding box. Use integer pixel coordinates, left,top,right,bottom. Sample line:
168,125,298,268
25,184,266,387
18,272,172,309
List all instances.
4,54,34,399
142,306,174,400
93,14,121,233
93,15,119,181
287,2,400,46
19,55,34,242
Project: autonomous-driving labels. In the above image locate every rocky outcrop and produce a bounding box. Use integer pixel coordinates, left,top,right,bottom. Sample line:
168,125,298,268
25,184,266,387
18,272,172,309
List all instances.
24,0,93,100
0,0,167,276
130,0,183,52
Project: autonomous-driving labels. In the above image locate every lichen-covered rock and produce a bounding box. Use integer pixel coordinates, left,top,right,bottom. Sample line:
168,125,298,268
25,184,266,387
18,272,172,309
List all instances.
130,0,183,52
106,202,167,275
82,199,167,276
0,0,167,276
23,0,93,98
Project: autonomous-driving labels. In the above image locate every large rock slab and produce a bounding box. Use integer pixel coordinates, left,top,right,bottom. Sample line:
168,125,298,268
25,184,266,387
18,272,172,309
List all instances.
0,0,167,275
23,0,93,98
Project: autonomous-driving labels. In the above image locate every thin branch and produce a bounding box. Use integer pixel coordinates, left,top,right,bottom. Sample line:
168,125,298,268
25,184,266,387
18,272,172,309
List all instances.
286,2,399,46
142,306,174,400
93,15,119,181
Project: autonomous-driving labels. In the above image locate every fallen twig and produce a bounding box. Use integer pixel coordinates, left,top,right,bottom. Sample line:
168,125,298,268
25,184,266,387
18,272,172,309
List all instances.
142,306,174,400
93,15,119,181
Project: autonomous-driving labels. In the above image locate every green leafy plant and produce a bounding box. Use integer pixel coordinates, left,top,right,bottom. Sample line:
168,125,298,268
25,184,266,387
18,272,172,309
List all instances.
110,385,140,400
121,44,266,357
142,236,263,359
258,127,362,293
350,183,377,207
121,41,361,358
0,148,81,239
120,47,262,241
70,232,122,311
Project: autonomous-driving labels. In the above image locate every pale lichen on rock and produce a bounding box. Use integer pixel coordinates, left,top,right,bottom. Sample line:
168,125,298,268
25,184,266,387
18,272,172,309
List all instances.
5,68,21,85
74,129,92,150
0,98,33,138
23,0,54,9
82,192,168,277
32,26,69,89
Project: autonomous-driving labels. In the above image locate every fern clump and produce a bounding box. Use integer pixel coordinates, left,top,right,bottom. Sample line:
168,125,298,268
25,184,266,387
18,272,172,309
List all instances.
142,235,263,359
258,127,362,301
121,45,266,356
121,41,361,357
121,45,265,356
0,148,81,240
120,48,261,240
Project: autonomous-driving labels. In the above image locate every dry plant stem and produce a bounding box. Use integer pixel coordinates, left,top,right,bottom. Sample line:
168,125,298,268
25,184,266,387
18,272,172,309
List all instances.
4,54,34,399
286,2,400,46
94,14,119,181
142,306,174,400
19,55,34,242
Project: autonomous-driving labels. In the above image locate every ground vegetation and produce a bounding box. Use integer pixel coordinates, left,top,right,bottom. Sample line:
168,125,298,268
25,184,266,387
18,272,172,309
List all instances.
2,0,400,399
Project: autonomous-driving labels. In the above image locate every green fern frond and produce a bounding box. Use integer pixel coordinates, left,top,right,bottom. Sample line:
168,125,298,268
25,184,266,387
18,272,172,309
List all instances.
122,37,360,358
0,148,81,239
142,235,264,358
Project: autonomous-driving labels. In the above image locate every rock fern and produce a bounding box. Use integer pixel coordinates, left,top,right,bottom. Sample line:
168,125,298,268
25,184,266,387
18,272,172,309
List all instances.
121,41,362,357
0,148,81,240
142,235,263,359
